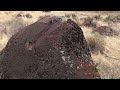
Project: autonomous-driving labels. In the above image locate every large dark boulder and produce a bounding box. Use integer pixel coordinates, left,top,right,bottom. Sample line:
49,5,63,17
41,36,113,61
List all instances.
0,16,100,79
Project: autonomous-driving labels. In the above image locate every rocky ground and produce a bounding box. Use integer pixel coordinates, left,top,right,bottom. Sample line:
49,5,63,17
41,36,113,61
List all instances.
0,11,120,79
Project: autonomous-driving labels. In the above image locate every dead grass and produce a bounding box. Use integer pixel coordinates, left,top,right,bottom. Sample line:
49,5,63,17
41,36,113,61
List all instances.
87,33,105,54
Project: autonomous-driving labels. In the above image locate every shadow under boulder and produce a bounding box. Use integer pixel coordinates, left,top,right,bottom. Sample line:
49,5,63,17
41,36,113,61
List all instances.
0,16,100,79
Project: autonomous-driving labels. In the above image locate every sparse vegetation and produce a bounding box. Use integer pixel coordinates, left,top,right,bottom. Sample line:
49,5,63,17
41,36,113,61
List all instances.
82,17,97,28
87,33,105,54
104,15,120,23
25,14,32,18
94,15,102,20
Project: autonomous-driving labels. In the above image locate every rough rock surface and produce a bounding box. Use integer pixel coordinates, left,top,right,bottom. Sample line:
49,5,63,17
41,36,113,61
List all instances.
0,16,100,79
93,26,119,36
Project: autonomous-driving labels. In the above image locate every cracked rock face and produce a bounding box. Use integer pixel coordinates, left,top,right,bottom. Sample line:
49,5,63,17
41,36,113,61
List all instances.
0,16,100,79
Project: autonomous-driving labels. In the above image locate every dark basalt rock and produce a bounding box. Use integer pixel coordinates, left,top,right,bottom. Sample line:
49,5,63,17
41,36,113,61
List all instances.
93,26,119,36
0,16,100,79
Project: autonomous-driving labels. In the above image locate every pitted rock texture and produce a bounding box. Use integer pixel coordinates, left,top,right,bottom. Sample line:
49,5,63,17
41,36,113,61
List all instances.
0,16,100,79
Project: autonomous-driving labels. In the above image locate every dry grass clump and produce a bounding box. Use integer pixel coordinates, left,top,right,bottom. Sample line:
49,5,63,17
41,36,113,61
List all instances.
0,31,8,52
81,22,120,79
104,15,120,23
91,35,120,79
64,13,79,23
16,13,33,19
93,15,102,20
92,53,120,79
0,12,36,52
4,18,31,38
82,17,97,28
92,26,119,36
81,26,105,54
87,33,105,54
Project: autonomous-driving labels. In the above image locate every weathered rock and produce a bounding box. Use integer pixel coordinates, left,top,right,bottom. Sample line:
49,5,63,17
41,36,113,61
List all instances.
93,26,119,36
0,16,100,79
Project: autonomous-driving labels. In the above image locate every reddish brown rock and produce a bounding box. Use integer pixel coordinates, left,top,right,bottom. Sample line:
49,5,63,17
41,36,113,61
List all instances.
0,16,100,79
93,26,119,36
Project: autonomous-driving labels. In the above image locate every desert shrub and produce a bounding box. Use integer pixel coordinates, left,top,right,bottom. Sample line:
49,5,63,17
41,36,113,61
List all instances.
104,15,120,23
82,17,97,28
65,13,77,20
65,13,71,18
38,15,51,20
42,11,51,12
0,31,8,52
93,26,119,36
71,13,77,20
16,13,23,18
104,15,114,22
0,24,8,51
16,13,32,19
86,33,105,54
25,14,32,18
16,12,25,18
94,15,102,20
5,18,27,38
